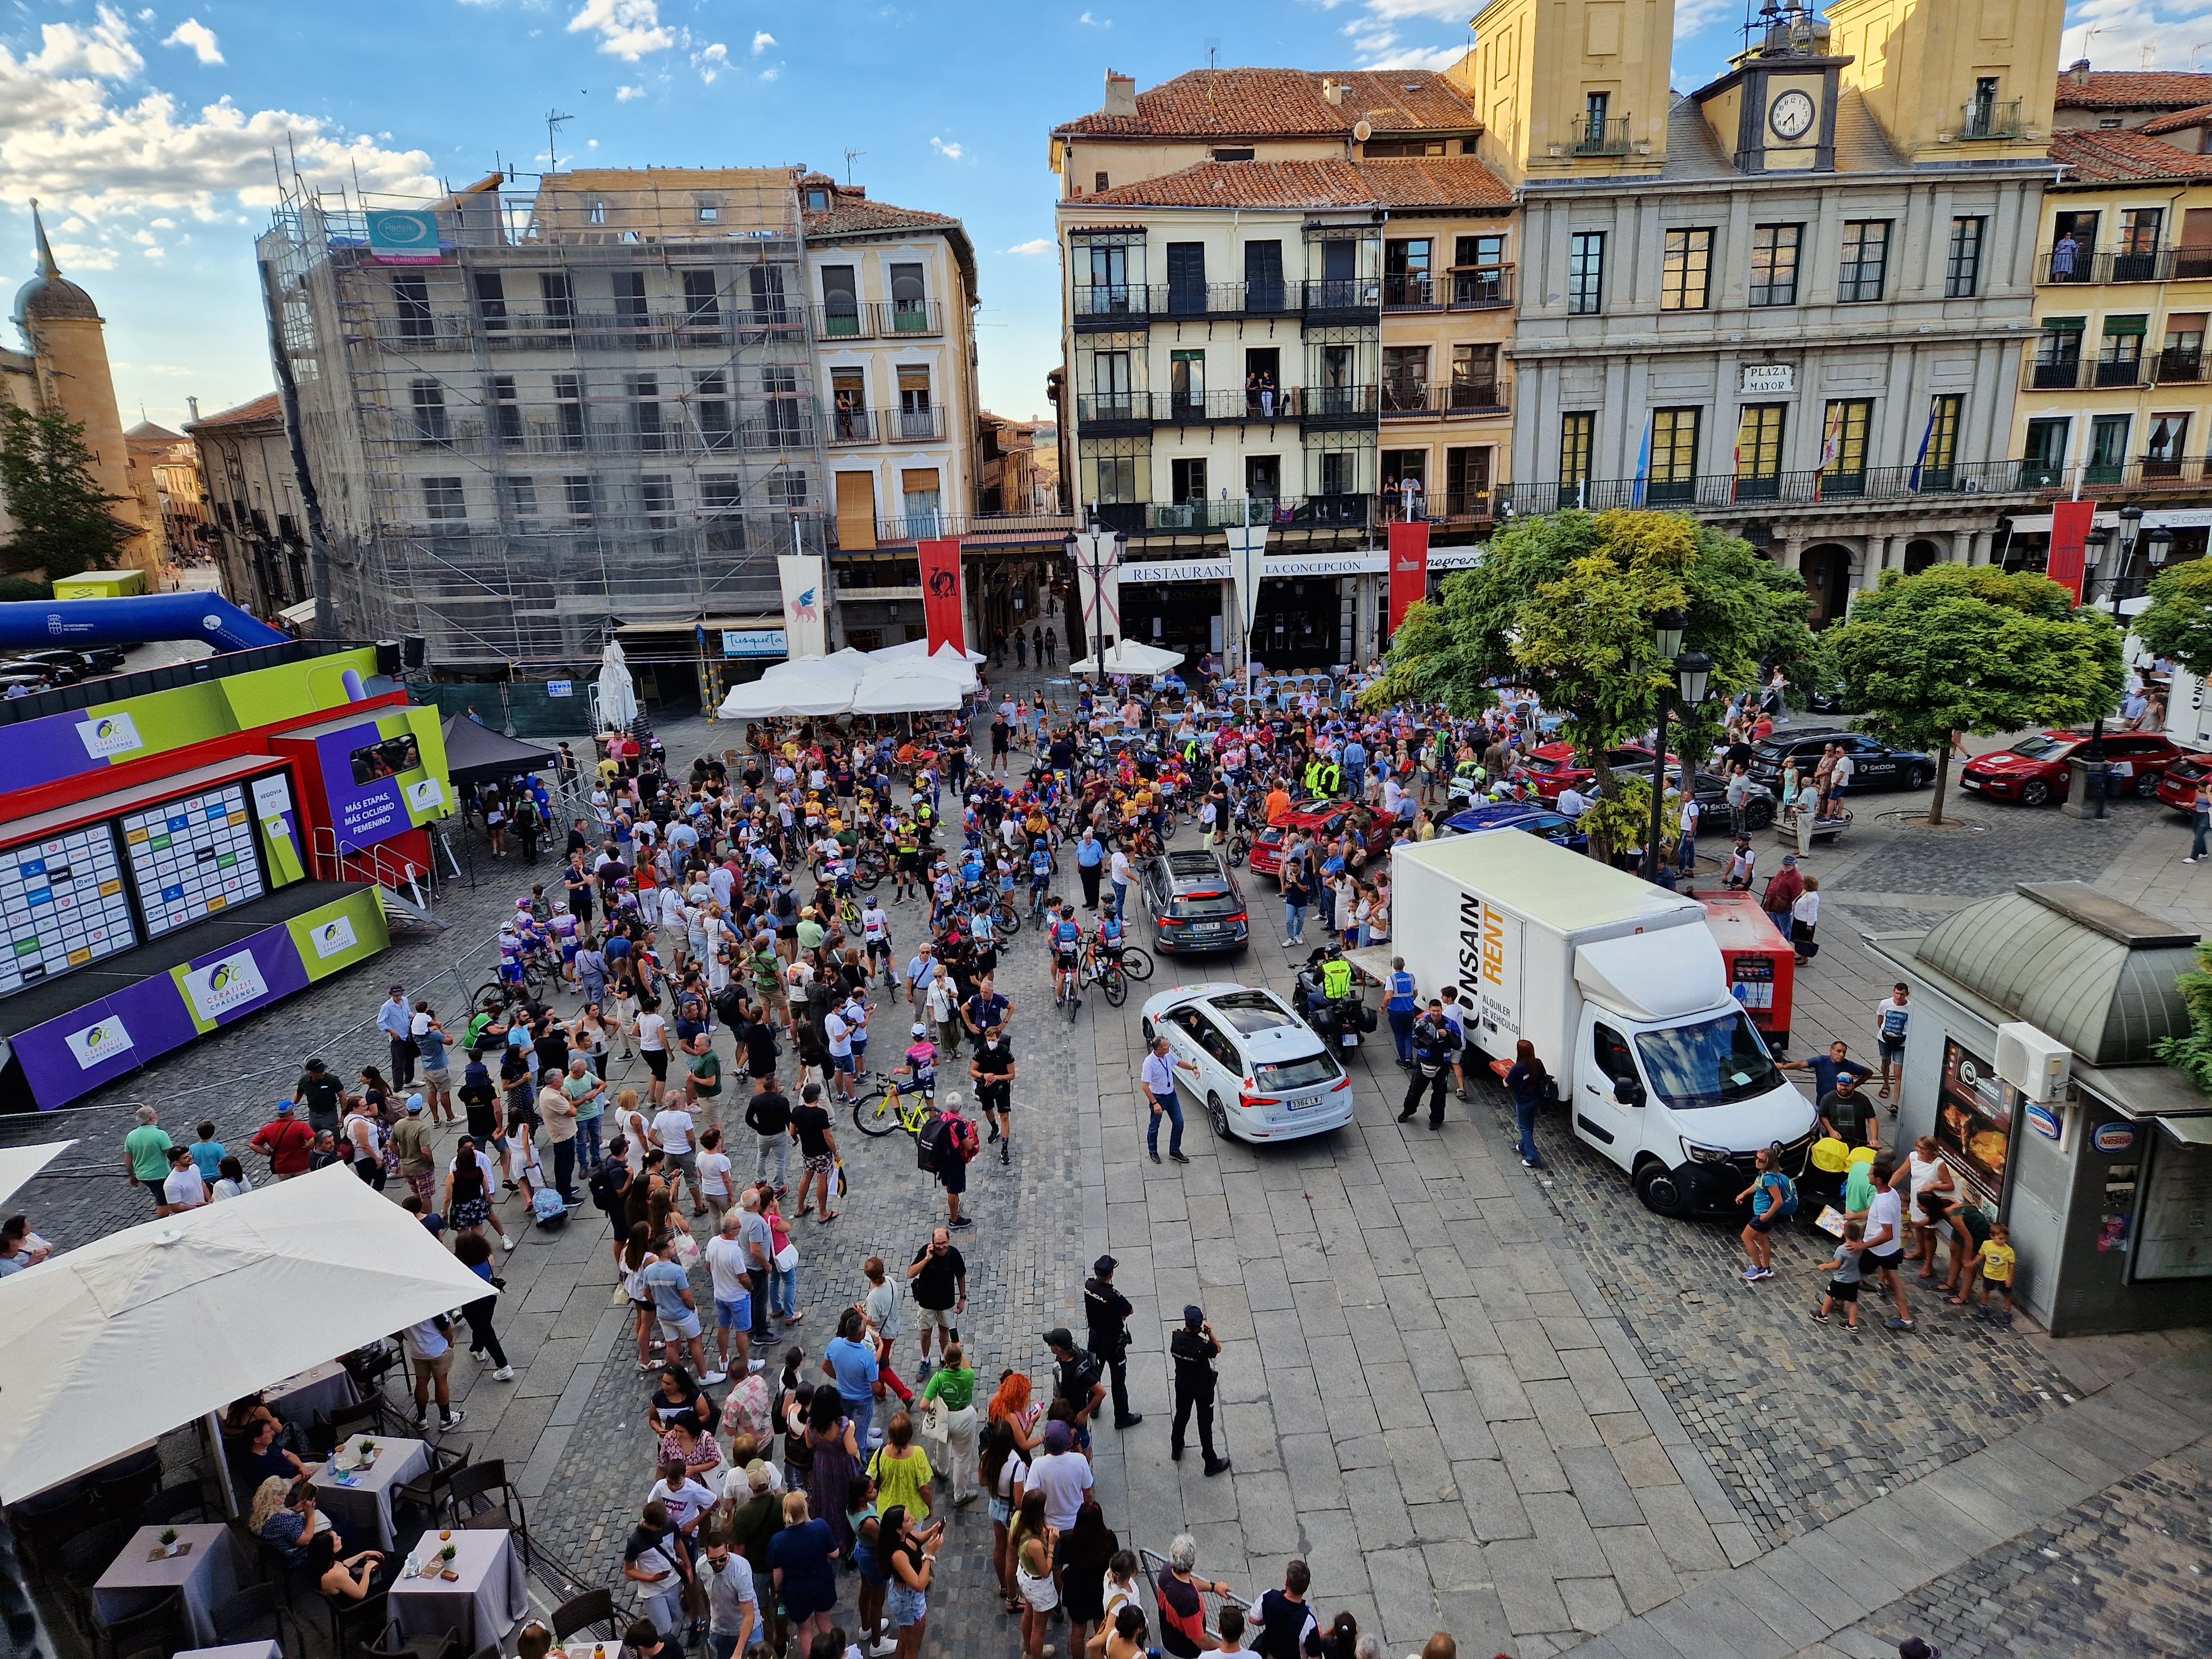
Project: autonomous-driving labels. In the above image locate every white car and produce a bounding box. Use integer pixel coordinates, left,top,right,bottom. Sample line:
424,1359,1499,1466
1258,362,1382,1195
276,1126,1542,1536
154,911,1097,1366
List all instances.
1139,982,1356,1144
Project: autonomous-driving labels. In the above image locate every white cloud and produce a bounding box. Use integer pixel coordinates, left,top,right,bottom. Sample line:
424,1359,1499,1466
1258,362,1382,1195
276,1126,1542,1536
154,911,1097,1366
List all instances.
1077,11,1110,25
163,19,224,65
1672,0,1733,37
615,83,645,100
759,65,779,81
1333,0,1477,68
752,31,775,54
32,5,146,79
567,0,676,60
693,41,728,82
2057,0,2212,74
1004,238,1053,255
931,136,964,160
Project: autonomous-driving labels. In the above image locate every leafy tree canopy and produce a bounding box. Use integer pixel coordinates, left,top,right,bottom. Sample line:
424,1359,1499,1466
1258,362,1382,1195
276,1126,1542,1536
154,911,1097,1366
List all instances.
0,405,135,581
2130,557,2212,677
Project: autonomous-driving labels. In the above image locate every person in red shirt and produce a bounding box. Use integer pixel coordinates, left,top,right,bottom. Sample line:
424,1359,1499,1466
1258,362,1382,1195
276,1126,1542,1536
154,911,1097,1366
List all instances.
249,1102,317,1180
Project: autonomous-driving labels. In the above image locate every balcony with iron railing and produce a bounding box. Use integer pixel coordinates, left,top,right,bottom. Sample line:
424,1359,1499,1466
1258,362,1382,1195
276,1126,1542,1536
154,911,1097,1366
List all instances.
1382,273,1438,311
860,509,1079,546
2035,246,2212,285
1491,458,2038,518
1071,279,1380,326
825,405,946,444
1090,494,1375,536
810,298,945,339
1958,98,2025,140
1569,114,1631,156
2021,353,2148,392
1378,380,1510,419
2156,348,2209,385
1448,265,1515,310
1073,387,1380,429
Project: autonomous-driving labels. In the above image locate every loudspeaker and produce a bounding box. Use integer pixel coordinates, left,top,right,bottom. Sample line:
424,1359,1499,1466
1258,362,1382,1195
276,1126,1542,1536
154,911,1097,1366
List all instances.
402,635,427,670
375,640,403,676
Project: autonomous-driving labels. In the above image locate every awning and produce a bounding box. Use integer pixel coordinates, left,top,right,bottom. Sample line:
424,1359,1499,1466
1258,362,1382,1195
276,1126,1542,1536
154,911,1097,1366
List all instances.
0,1165,494,1502
276,599,318,628
440,714,558,785
0,1141,74,1209
2158,1115,2212,1144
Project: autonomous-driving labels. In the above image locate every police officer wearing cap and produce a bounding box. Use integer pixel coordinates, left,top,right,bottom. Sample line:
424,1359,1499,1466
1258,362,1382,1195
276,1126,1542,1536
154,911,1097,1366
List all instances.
1083,1255,1142,1431
1169,1305,1228,1475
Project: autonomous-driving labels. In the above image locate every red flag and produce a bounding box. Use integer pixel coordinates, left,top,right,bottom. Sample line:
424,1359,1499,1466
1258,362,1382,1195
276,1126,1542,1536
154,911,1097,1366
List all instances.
918,539,966,655
1386,519,1431,639
2048,500,2095,603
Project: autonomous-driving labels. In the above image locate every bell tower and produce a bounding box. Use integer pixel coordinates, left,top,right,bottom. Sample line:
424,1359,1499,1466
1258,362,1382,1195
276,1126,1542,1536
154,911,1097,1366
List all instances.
1824,0,2064,160
1448,0,1676,186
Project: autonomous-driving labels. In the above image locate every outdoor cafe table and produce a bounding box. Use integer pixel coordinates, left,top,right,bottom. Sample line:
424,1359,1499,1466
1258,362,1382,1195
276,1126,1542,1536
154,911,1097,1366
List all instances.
307,1436,434,1552
265,1359,359,1432
389,1527,527,1647
175,1642,281,1659
90,1524,244,1647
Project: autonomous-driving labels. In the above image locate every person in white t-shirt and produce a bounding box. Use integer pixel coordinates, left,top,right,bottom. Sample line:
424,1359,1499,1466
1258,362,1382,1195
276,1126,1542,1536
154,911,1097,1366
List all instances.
649,1459,717,1543
161,1147,208,1211
1845,1152,1914,1332
825,1006,856,1104
701,1210,757,1376
635,1005,671,1105
654,1103,703,1214
697,1127,734,1222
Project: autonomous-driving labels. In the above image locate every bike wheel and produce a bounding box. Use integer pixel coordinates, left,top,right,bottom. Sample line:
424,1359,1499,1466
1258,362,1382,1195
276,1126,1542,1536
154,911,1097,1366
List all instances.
473,981,513,1013
1119,946,1155,982
854,1087,904,1138
994,901,1021,937
1102,966,1128,1007
851,862,881,890
1064,978,1081,1022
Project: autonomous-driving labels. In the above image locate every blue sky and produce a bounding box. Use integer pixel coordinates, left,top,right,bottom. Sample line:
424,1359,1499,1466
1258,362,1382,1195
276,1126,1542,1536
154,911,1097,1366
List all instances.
0,0,2182,434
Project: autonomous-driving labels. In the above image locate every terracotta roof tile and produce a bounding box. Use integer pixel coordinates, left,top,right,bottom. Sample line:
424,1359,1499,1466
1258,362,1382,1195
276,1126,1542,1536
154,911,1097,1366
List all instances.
185,393,283,432
802,198,959,238
1054,67,1478,139
1076,156,1508,211
2141,103,2212,135
2050,127,2212,182
2054,71,2212,111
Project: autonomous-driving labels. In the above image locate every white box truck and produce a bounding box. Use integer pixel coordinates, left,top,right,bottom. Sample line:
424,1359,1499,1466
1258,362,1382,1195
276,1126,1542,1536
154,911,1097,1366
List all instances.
1392,831,1817,1217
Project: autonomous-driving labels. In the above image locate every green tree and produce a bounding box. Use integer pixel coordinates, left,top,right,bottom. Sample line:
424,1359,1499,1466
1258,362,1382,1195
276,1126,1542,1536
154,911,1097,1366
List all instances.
1366,509,1814,795
2130,557,2212,677
0,405,135,581
2154,940,2212,1094
1820,565,2125,825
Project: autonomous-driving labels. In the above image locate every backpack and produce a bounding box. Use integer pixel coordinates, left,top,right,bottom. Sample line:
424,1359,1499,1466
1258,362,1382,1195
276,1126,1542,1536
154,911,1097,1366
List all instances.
946,1115,980,1164
1770,1170,1799,1218
916,1114,951,1172
589,1162,628,1217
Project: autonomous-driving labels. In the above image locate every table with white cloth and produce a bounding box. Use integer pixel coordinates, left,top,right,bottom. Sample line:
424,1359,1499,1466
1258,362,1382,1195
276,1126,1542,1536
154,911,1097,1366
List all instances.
266,1359,361,1432
175,1641,283,1659
306,1436,434,1552
90,1524,244,1647
388,1528,527,1647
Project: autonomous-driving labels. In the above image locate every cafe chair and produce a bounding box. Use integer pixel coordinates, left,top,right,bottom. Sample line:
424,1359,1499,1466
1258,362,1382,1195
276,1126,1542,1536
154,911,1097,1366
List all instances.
211,1580,301,1653
58,1518,140,1635
138,1484,213,1529
550,1588,617,1643
329,1399,388,1443
90,1587,184,1659
327,1585,395,1658
6,1481,96,1572
445,1462,526,1551
88,1462,163,1525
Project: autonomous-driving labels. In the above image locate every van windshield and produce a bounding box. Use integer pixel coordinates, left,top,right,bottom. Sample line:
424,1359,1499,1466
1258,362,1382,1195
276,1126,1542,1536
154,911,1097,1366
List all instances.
1633,1011,1782,1109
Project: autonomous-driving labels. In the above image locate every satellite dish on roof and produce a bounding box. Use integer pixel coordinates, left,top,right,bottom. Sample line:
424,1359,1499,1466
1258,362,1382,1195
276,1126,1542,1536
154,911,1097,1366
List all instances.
1353,118,1374,142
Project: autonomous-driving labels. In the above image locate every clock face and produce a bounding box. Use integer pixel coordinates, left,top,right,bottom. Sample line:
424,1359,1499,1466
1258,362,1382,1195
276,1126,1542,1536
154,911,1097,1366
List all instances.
1770,88,1817,142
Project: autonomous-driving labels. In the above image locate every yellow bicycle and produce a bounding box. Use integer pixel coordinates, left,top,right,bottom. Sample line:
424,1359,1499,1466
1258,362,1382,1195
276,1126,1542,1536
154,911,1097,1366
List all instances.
854,1077,935,1139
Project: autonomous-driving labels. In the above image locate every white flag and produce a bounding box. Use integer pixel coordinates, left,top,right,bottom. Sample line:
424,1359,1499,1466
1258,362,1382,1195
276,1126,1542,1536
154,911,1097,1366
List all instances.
778,555,829,658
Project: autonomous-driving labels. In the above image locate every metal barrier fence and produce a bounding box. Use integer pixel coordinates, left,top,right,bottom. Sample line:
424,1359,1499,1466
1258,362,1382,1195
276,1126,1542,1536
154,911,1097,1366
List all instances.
1137,1547,1254,1641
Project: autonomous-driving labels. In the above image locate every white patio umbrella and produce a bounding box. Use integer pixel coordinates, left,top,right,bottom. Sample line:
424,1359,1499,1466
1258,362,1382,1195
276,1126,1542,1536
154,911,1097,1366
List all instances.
0,1140,74,1211
0,1165,495,1503
715,650,872,719
596,637,640,729
870,637,985,666
850,661,966,716
1068,639,1186,677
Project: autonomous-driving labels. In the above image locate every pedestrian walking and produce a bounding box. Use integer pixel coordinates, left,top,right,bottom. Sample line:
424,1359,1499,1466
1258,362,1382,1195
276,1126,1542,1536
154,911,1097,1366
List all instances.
1791,874,1821,963
379,984,418,1088
1848,1152,1914,1331
906,1225,967,1372
1168,1306,1229,1475
1398,999,1462,1130
1733,1145,1793,1282
1875,982,1911,1107
1384,957,1419,1066
1140,1032,1188,1164
1503,1040,1548,1168
453,1233,517,1380
1083,1255,1143,1430
2188,780,2212,863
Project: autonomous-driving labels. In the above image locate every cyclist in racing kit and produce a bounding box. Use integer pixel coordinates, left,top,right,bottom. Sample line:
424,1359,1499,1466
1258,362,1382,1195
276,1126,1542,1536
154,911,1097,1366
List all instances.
1091,904,1127,974
548,901,581,987
1027,840,1054,915
1049,903,1084,1005
496,921,527,985
893,1022,938,1102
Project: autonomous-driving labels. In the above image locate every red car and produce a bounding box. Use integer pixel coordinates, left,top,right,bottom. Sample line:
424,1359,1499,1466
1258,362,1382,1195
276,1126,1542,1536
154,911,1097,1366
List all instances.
1959,730,2183,806
1247,799,1397,880
1511,742,1653,803
2156,750,2212,812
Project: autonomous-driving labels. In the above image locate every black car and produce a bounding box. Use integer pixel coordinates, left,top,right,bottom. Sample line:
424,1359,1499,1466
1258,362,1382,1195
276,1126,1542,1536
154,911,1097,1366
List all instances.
20,646,126,676
1611,764,1778,830
0,657,76,686
1747,729,1935,794
1139,848,1249,954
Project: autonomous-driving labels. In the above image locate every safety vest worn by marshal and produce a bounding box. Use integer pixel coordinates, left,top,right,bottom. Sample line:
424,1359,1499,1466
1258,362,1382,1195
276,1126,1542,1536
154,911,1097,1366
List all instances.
1385,970,1418,1012
1321,957,1353,1000
1316,761,1343,796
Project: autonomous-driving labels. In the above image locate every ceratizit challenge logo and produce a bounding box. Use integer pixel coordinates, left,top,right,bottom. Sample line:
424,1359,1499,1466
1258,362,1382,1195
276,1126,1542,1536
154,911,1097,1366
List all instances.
182,950,269,1021
76,711,144,758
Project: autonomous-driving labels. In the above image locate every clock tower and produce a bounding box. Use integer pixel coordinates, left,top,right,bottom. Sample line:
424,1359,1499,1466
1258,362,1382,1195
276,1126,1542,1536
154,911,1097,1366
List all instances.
1690,5,1846,175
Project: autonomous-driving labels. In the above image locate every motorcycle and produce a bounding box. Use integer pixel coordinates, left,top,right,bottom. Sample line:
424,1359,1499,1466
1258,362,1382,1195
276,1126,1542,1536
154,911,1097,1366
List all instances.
1446,769,1490,811
1292,946,1380,1050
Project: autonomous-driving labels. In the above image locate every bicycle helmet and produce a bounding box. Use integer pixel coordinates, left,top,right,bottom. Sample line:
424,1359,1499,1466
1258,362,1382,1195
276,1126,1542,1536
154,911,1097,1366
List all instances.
515,898,532,909
911,1022,927,1038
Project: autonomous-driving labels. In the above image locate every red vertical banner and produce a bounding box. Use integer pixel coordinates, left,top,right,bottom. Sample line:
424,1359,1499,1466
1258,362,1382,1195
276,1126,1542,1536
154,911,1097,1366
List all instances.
918,538,966,655
1386,519,1431,638
2048,500,2095,603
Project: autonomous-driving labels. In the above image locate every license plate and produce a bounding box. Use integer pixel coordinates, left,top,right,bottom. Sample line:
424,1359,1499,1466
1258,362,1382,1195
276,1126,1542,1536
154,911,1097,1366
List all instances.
1285,1094,1320,1112
1960,778,1981,789
1340,1032,1359,1047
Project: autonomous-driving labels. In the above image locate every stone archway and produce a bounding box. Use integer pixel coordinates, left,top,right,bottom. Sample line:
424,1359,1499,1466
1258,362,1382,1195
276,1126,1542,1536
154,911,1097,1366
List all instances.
1903,539,1943,575
1801,544,1855,627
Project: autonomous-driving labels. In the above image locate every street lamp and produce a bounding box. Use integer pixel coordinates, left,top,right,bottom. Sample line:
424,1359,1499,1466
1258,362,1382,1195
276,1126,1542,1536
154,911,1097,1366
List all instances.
1642,609,1687,880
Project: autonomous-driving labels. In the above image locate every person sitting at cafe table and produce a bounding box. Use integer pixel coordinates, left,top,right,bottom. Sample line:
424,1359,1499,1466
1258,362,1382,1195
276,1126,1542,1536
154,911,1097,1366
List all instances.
306,1526,382,1603
241,1413,309,1487
516,1621,555,1659
248,1475,318,1564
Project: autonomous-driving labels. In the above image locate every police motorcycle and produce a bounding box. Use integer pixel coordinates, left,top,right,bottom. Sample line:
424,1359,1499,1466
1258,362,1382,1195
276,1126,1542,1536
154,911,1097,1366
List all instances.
1446,760,1491,811
1292,945,1380,1050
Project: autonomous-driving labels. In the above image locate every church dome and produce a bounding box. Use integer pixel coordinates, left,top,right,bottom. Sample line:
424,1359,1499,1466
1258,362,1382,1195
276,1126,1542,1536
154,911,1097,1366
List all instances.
13,201,101,332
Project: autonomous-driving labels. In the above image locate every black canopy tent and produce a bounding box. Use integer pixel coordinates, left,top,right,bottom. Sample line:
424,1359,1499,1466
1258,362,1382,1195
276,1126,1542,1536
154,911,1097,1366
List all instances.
440,714,559,785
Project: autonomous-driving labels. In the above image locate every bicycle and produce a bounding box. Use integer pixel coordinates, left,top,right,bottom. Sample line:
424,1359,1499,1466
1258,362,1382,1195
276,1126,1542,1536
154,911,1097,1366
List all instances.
991,897,1022,937
1055,951,1084,1021
472,964,542,1010
854,1077,936,1138
1084,948,1128,1008
1115,944,1155,982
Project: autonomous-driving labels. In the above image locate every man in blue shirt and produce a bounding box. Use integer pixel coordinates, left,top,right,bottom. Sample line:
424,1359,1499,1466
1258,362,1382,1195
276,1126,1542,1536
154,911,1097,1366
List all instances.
1075,828,1105,911
822,1310,881,1448
1785,1040,1874,1106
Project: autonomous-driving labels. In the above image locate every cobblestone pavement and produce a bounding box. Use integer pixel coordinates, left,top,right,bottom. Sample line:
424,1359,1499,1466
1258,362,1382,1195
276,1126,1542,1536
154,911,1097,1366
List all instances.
1841,1433,2212,1659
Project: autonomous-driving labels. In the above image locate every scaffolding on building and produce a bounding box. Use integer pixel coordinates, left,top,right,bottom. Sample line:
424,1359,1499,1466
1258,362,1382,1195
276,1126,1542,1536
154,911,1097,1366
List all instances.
258,165,831,672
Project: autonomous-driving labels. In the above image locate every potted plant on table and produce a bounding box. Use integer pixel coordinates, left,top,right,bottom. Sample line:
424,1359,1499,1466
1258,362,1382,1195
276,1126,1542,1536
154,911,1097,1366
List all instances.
157,1528,180,1558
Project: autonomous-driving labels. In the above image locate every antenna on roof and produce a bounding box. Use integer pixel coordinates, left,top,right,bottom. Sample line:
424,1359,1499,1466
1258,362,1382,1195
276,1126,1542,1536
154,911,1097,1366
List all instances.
2196,39,2212,69
1206,36,1220,71
844,148,864,186
546,109,574,174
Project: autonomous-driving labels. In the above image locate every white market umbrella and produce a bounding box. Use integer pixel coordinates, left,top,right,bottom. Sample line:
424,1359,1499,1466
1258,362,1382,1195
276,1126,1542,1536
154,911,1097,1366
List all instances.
870,637,985,666
1069,640,1186,677
716,650,872,719
596,638,640,729
851,661,966,716
0,1140,73,1211
0,1165,495,1503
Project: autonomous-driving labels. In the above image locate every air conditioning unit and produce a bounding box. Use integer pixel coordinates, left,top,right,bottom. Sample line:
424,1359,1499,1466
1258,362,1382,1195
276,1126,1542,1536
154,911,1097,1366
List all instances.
1996,1020,2072,1103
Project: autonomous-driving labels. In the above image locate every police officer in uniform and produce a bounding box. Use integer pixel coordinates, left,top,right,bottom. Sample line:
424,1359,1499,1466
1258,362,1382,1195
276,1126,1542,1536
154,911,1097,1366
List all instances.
1399,998,1463,1130
1169,1303,1229,1475
1384,956,1420,1066
1082,1254,1144,1430
1320,952,1353,1004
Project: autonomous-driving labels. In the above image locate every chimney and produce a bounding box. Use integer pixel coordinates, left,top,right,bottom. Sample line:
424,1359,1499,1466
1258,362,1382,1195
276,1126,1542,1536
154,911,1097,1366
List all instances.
2067,59,2093,87
1104,70,1138,118
186,397,201,422
1322,77,1343,107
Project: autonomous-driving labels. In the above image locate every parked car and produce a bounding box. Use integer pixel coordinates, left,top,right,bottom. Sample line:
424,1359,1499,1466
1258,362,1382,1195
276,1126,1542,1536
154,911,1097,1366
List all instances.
0,657,76,686
1610,764,1778,830
1139,982,1356,1144
1247,799,1397,881
1438,802,1591,855
1139,848,1249,954
2156,751,2212,813
1959,730,2182,806
1747,729,1936,795
1511,742,1653,803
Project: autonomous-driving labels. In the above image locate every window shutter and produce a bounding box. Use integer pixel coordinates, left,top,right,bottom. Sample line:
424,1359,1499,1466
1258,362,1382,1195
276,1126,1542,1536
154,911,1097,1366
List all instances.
835,472,877,551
